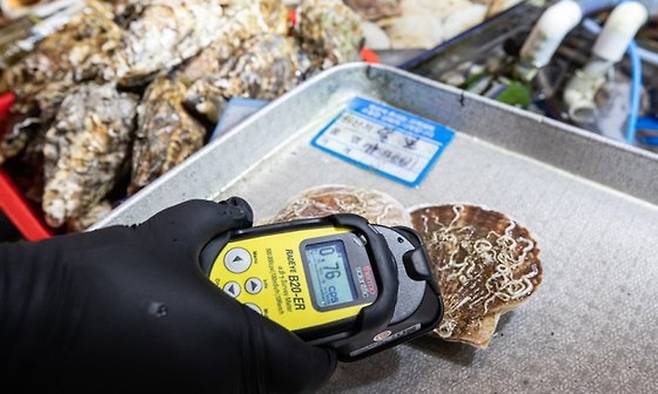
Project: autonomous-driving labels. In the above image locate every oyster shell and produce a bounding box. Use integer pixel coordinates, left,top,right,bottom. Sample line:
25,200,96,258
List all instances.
410,204,542,348
296,0,363,71
263,185,411,227
0,115,40,164
129,76,206,195
0,53,49,165
0,0,123,164
344,0,402,21
183,33,300,123
176,2,275,84
42,83,138,228
115,0,225,86
67,200,114,232
222,0,289,36
3,0,122,100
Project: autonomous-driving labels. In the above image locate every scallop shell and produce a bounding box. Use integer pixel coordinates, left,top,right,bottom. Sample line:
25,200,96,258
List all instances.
410,204,542,348
129,76,206,195
263,184,411,227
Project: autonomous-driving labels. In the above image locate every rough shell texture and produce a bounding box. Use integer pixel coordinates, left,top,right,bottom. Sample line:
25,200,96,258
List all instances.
183,33,300,123
42,83,138,227
129,76,206,194
296,0,363,71
1,0,120,99
63,0,126,83
263,184,411,227
176,0,293,122
67,200,114,232
115,0,225,86
410,204,542,348
344,0,402,21
176,2,278,85
222,0,290,36
0,0,123,164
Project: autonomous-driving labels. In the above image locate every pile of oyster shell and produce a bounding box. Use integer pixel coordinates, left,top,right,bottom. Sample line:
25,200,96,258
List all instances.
0,0,363,231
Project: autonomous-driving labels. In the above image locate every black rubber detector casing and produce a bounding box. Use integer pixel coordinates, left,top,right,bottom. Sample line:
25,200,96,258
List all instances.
200,214,443,361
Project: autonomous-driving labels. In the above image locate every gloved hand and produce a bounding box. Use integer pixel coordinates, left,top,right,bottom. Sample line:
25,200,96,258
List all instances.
0,198,335,393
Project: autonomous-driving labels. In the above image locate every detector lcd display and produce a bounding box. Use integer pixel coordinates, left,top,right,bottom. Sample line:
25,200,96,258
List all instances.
304,240,356,309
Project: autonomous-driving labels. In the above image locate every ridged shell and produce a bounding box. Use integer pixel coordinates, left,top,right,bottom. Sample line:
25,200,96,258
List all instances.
263,184,411,227
410,204,542,348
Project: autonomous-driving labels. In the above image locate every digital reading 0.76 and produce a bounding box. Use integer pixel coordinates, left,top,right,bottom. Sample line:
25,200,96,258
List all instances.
305,240,356,309
201,213,443,360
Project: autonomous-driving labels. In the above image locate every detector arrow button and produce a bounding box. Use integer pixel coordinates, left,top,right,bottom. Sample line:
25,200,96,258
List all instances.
245,277,263,294
224,247,252,273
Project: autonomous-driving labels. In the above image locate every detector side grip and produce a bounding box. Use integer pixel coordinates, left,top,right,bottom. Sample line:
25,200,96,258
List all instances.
325,214,399,357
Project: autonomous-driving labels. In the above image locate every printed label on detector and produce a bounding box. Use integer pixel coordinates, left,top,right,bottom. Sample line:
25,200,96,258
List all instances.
311,97,455,187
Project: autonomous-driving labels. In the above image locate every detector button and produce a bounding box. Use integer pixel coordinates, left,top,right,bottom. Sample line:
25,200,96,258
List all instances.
245,277,263,294
223,281,241,298
224,247,252,273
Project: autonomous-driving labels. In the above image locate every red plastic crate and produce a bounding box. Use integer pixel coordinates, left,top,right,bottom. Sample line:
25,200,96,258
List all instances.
0,92,53,241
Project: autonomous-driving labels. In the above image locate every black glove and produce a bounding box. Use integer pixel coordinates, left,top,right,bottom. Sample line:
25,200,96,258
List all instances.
0,198,335,393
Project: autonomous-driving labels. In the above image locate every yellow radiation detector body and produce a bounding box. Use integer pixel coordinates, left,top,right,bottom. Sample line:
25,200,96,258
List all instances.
200,214,443,360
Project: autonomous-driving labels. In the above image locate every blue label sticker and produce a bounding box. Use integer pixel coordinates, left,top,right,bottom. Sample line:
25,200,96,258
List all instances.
311,97,455,188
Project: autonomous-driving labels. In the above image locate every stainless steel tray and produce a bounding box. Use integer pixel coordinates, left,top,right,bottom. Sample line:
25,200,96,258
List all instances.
95,64,658,394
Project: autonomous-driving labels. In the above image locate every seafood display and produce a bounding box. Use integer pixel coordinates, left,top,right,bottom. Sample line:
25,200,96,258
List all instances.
263,185,411,227
42,83,138,228
173,1,292,122
410,204,543,348
0,1,122,164
129,76,206,194
0,0,364,230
